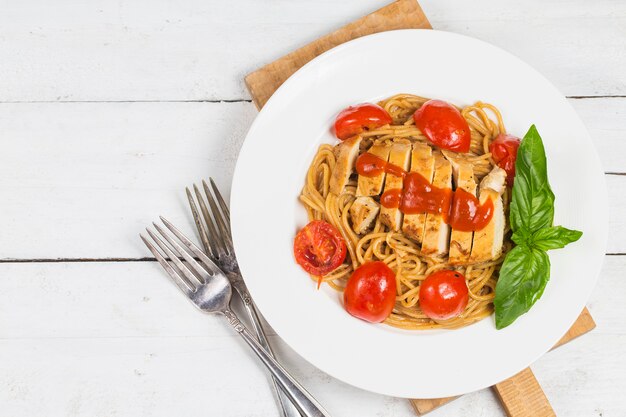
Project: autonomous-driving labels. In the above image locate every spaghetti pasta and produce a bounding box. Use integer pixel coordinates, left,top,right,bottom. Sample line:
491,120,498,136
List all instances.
299,94,513,330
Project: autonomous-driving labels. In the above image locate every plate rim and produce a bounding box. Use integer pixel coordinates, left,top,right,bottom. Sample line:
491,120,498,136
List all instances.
231,29,608,398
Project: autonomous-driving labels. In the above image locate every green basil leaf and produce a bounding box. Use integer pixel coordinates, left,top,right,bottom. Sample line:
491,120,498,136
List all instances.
494,245,550,329
531,226,583,251
497,125,582,330
511,229,531,247
509,125,555,234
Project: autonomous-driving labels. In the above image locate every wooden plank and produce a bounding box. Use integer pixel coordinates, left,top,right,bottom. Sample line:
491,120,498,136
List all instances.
554,307,596,348
0,257,623,416
493,368,555,417
245,0,431,109
0,101,256,260
0,99,623,260
421,0,626,98
0,0,625,101
607,174,626,254
0,261,416,417
569,98,626,174
411,397,458,415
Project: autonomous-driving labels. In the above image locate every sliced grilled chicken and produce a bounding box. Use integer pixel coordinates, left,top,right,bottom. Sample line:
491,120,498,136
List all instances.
447,159,478,265
356,140,392,197
329,135,362,195
421,152,452,257
349,196,380,234
380,139,412,231
402,142,435,243
469,166,507,263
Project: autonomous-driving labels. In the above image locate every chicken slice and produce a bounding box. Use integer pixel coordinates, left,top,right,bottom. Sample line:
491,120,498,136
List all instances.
349,196,380,234
356,140,392,197
421,152,452,257
469,166,507,263
329,135,362,195
402,143,435,243
447,159,477,265
380,139,412,231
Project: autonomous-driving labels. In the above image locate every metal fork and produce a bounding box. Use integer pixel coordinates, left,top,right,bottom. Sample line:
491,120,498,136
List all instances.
141,218,330,417
186,179,301,417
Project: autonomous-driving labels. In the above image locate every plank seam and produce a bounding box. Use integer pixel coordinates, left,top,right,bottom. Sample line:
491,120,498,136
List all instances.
0,99,253,104
0,257,157,263
0,95,625,104
568,95,626,99
1,252,624,263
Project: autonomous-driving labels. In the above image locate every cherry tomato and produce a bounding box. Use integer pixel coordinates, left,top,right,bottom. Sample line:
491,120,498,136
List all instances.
343,261,396,323
419,270,469,321
489,133,521,186
294,220,347,284
413,100,471,153
334,103,392,140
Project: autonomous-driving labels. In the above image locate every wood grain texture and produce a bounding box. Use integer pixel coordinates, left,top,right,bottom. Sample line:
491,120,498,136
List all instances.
0,1,622,416
2,257,624,417
554,307,596,348
493,368,556,417
0,98,623,260
569,97,626,174
0,100,623,260
1,0,625,101
0,262,416,417
245,0,431,109
410,396,458,416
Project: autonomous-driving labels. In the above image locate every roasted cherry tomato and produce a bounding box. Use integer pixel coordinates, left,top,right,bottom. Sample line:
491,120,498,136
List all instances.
419,270,469,321
294,220,347,284
343,261,396,323
334,103,392,140
413,100,471,153
489,133,521,186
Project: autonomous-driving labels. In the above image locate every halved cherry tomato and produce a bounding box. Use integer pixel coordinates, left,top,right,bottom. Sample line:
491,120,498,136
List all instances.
294,220,347,285
419,270,469,321
413,100,471,153
489,133,521,186
334,103,392,140
343,261,396,323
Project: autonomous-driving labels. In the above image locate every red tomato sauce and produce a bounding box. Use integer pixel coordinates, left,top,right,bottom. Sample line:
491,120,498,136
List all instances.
399,172,452,215
380,189,402,208
447,188,493,231
355,152,494,231
355,152,387,176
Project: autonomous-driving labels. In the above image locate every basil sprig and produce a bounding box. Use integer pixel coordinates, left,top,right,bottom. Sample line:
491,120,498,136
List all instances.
494,125,582,329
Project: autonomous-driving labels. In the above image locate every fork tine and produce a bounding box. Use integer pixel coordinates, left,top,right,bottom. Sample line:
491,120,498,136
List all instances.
146,228,202,289
209,177,231,229
159,216,222,275
140,234,195,295
194,183,227,256
203,180,233,251
153,222,213,284
186,187,213,258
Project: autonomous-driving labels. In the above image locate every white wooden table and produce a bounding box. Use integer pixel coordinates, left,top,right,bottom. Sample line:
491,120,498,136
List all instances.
1,1,625,416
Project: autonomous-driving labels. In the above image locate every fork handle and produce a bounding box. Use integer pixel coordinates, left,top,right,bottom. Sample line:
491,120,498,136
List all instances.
224,309,331,417
242,297,302,417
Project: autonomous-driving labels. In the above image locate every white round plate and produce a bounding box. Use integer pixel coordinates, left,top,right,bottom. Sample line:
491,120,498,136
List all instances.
231,30,607,398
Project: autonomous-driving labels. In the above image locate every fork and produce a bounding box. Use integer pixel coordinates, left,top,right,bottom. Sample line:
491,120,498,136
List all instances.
186,179,301,417
141,218,331,417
